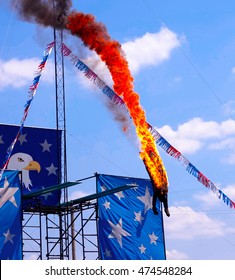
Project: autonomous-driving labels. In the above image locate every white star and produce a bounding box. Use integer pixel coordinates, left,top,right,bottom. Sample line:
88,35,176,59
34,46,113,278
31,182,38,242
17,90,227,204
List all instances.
46,163,58,176
0,135,4,144
18,133,27,145
103,200,111,210
115,191,125,200
139,244,146,254
134,211,144,224
41,187,53,200
137,186,152,214
149,232,158,245
0,177,19,208
108,218,131,247
129,182,139,191
4,229,16,244
100,185,107,192
40,139,52,152
105,248,112,258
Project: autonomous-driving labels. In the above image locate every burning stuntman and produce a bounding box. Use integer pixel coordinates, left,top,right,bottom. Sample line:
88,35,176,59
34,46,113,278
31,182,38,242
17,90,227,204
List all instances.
152,183,170,217
142,152,170,217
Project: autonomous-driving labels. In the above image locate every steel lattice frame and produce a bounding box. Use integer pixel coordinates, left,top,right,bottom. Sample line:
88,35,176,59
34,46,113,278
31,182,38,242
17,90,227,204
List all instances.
46,27,69,260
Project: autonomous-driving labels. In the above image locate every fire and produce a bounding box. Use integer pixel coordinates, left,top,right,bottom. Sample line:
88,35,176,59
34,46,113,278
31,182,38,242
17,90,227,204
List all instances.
66,12,168,189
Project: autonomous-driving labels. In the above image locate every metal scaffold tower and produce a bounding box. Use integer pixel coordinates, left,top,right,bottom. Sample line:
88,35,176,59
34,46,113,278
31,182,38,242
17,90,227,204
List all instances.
22,24,70,259
22,20,100,259
45,26,68,260
22,174,138,260
22,177,100,260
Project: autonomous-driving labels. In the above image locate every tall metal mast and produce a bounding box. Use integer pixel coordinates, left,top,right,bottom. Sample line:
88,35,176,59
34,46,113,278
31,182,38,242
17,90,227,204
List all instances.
45,10,69,258
23,27,69,260
54,27,68,260
54,28,67,188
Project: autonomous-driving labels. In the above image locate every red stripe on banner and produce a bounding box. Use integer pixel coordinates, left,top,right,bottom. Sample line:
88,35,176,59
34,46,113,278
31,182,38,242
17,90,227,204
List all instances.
167,146,181,159
198,172,211,188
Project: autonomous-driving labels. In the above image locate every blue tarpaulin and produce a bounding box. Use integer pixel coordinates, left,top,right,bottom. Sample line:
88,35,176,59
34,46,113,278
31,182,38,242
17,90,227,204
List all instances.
0,124,61,208
97,174,166,260
0,170,22,260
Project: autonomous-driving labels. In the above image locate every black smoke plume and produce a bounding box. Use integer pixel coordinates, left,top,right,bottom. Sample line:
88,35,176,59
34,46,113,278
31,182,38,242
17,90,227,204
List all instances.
14,0,72,29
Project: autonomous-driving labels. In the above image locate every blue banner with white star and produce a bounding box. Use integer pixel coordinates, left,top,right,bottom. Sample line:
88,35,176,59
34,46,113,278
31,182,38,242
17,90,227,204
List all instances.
97,174,166,260
0,170,22,260
0,124,61,208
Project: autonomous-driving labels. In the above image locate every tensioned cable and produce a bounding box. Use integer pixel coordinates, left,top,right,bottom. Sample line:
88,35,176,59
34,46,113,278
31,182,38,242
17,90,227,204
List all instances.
167,204,235,247
140,0,234,119
0,0,18,84
66,130,134,176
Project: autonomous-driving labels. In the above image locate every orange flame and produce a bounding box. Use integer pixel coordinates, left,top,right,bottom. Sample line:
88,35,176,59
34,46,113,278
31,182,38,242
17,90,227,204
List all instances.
66,12,168,190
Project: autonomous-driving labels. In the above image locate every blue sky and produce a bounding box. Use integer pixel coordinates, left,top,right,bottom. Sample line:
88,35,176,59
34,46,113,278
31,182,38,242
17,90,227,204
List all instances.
1,0,235,260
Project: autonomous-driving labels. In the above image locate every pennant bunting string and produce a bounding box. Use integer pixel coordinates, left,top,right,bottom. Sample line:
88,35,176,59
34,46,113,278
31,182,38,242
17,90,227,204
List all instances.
61,43,125,107
62,43,235,210
0,42,54,180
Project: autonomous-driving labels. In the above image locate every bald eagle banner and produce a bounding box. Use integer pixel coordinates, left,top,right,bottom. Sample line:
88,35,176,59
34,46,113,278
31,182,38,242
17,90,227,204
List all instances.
0,170,22,260
0,124,61,208
97,174,166,260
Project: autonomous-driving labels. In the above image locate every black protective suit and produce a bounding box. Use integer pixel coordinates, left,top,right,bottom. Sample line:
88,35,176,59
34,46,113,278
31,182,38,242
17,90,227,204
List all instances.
152,187,170,217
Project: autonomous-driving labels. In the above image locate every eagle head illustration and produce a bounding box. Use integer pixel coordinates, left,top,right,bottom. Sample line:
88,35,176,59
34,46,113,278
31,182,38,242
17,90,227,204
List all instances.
7,152,41,191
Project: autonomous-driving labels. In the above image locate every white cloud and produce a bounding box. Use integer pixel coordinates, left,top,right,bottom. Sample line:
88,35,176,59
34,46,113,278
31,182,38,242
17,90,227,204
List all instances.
157,124,202,154
24,253,40,260
209,137,235,164
0,27,181,93
223,185,235,201
157,118,235,155
0,58,54,90
69,190,92,201
226,155,235,164
75,27,181,91
81,52,113,88
193,191,219,207
224,99,235,115
123,27,181,73
173,76,182,83
166,249,188,260
209,137,235,150
194,184,235,207
164,206,226,240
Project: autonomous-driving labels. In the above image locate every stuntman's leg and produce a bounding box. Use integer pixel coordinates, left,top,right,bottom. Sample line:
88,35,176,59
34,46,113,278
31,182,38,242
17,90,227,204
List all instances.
152,191,158,215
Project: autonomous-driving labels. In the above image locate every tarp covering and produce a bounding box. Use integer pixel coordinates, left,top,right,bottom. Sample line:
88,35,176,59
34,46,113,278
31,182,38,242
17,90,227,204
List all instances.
97,174,166,260
0,124,61,208
0,170,22,260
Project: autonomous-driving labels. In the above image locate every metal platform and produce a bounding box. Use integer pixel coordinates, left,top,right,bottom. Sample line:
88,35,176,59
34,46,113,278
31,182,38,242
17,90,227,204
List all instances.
22,174,137,260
